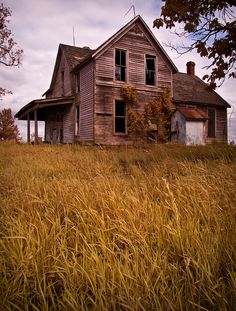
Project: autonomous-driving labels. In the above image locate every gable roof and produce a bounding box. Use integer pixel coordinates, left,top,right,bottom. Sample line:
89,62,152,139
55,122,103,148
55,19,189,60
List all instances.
177,107,208,121
60,44,95,69
73,15,178,73
173,72,230,108
43,44,95,96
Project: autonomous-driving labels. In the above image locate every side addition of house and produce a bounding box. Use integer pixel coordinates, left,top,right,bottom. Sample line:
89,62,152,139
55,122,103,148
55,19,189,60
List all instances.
15,16,230,145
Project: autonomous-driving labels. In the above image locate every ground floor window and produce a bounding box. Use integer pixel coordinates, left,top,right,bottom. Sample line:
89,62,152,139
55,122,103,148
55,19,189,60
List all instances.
208,108,216,137
76,106,80,136
114,100,126,134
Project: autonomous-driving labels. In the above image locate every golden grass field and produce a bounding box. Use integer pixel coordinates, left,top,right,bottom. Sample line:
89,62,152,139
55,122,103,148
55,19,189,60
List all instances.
0,143,236,311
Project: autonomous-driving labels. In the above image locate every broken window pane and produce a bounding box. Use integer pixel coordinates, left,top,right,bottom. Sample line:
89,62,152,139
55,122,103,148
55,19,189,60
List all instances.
146,55,156,85
115,49,126,81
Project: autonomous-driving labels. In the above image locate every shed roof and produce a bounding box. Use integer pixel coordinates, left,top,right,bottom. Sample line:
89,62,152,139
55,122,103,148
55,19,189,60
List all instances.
173,72,230,108
177,107,208,121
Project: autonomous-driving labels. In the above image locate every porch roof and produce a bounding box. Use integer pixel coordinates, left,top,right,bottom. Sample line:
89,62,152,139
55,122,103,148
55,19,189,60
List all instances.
15,96,74,120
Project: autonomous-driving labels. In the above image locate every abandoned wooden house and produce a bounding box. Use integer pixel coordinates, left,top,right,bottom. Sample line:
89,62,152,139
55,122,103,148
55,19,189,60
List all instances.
15,15,230,145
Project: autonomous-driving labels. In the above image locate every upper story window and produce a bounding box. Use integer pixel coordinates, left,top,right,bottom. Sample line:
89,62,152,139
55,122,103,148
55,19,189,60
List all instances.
115,49,126,81
146,55,156,86
208,108,216,137
114,100,126,134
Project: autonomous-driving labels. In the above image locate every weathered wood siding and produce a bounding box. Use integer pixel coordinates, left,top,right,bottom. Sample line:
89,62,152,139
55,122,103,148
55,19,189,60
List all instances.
94,20,173,144
44,104,74,144
50,52,72,98
79,61,94,142
203,106,228,144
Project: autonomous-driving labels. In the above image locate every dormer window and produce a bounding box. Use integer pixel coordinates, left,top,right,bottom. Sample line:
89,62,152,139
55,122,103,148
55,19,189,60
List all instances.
115,49,126,81
146,55,156,86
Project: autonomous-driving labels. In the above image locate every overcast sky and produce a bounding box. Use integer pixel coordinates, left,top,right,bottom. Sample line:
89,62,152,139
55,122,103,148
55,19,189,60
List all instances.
1,0,236,141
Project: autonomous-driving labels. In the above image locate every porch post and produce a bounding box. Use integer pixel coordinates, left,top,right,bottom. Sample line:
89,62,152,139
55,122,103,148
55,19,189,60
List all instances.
34,109,38,144
27,113,30,144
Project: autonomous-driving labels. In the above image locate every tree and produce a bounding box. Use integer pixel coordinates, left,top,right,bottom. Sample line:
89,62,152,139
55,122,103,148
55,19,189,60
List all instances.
153,0,236,89
0,108,20,141
145,88,173,142
0,3,23,98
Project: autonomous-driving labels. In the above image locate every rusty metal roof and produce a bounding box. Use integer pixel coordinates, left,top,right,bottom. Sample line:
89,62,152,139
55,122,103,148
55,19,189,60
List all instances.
177,107,208,121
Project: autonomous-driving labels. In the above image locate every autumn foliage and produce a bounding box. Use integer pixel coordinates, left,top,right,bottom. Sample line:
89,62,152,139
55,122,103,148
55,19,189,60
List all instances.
121,86,173,142
0,108,20,141
154,0,236,88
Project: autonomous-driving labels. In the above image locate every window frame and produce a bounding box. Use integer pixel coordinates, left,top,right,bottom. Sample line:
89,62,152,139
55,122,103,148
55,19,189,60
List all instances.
114,100,127,135
145,54,156,86
207,107,216,138
115,49,126,82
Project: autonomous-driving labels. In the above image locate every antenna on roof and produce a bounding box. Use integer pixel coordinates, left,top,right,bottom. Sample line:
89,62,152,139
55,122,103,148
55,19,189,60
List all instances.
73,26,76,46
124,5,136,18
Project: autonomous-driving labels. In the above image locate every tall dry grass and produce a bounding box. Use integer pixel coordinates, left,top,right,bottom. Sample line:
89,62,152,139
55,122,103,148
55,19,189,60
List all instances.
0,143,236,311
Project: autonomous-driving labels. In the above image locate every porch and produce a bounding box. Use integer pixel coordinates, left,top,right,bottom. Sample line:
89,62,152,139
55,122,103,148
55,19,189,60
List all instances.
15,96,75,144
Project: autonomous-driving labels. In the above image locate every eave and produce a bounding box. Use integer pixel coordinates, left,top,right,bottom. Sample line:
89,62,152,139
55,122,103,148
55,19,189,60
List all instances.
15,96,74,120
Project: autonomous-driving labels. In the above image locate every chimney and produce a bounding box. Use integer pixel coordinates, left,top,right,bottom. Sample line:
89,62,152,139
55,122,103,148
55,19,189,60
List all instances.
186,61,195,76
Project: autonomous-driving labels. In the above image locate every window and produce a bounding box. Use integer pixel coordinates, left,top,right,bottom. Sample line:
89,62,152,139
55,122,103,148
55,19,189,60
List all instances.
114,100,126,134
76,72,80,92
208,108,216,137
115,49,126,81
61,70,65,95
76,106,80,136
146,55,156,85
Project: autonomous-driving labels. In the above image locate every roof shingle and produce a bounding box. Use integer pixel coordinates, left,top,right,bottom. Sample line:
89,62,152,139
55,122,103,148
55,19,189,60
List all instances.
173,72,230,108
60,44,95,69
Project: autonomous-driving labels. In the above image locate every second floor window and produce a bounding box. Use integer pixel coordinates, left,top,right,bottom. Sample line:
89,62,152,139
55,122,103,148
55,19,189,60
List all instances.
146,55,156,85
115,49,126,81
